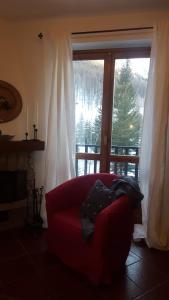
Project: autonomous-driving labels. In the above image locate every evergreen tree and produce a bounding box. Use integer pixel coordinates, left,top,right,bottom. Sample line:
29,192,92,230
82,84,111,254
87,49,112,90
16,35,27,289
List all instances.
112,60,142,147
76,116,93,145
76,114,85,144
74,60,144,148
92,107,102,146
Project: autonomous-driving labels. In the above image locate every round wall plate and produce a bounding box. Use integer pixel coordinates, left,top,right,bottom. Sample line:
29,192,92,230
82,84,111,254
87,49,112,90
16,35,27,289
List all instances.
0,80,22,123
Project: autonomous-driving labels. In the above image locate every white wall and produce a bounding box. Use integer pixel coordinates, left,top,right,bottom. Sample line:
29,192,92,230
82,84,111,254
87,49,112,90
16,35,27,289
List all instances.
0,20,46,141
0,9,169,186
0,20,26,139
1,9,169,139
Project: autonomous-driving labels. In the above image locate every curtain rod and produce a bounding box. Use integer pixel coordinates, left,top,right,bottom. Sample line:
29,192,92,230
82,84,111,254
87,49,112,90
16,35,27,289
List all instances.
72,26,153,35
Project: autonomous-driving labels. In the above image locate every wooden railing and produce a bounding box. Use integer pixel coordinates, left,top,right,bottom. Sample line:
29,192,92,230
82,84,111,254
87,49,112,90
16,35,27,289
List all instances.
76,144,139,179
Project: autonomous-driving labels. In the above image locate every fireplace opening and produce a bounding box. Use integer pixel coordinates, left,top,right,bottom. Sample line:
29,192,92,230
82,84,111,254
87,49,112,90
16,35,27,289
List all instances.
0,170,27,203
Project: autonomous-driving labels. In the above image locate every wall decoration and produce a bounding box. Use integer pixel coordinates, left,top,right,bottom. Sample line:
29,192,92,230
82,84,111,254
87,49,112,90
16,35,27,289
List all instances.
0,80,22,123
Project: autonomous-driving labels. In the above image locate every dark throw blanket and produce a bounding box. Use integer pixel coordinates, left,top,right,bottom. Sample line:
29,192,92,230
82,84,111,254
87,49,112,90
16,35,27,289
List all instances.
80,176,144,241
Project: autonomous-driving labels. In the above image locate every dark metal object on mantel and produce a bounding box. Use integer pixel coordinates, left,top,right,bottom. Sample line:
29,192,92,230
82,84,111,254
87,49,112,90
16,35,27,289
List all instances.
33,124,38,140
32,180,44,230
25,132,28,141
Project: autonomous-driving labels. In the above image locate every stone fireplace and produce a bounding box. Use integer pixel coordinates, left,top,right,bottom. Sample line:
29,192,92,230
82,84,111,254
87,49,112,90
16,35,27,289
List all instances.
0,170,27,203
0,140,45,230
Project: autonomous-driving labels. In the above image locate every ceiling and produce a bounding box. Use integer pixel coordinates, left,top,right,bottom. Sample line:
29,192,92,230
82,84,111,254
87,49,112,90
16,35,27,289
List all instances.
0,0,169,19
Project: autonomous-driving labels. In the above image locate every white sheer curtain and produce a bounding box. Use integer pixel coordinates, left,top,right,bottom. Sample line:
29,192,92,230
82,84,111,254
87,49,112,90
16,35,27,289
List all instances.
44,31,75,193
138,21,169,250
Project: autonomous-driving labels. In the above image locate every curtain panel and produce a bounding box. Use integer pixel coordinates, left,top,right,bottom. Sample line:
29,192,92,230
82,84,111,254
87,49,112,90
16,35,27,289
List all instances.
139,21,169,250
44,32,75,193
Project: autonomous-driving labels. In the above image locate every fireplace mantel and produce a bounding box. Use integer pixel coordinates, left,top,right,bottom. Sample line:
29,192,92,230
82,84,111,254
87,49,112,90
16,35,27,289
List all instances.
0,140,45,153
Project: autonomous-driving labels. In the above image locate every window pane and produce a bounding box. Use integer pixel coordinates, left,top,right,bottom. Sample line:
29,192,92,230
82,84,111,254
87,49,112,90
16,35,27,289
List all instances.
111,58,150,152
73,60,104,154
76,159,100,176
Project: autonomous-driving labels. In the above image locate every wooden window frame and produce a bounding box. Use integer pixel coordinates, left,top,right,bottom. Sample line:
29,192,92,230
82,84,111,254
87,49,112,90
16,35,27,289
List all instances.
73,47,151,174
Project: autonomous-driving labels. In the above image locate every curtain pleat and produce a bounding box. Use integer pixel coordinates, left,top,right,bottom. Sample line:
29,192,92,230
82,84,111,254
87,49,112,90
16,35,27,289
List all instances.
44,32,75,192
138,21,169,250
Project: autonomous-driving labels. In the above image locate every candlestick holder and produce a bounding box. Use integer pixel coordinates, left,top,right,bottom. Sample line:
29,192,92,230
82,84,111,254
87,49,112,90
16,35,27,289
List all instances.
35,128,38,140
33,124,38,140
25,132,28,141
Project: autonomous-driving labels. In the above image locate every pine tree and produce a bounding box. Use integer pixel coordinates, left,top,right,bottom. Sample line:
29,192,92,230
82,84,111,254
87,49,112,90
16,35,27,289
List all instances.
92,107,102,146
76,116,93,145
112,60,142,147
75,60,144,149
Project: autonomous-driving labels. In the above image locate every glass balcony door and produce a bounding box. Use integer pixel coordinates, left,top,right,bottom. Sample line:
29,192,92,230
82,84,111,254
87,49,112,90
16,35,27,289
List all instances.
110,57,150,179
73,51,110,176
73,49,150,179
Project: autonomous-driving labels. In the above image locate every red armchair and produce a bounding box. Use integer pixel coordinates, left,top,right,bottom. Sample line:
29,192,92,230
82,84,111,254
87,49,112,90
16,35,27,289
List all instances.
46,173,134,284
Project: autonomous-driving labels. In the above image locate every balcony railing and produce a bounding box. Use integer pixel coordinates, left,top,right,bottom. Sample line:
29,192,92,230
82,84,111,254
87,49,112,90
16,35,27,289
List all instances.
76,144,139,179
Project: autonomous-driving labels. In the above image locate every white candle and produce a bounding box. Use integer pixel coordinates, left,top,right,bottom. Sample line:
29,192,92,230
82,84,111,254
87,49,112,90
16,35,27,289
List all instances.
26,105,29,133
35,102,38,128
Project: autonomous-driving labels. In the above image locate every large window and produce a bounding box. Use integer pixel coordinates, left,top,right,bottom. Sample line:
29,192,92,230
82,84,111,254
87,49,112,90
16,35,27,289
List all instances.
73,48,150,179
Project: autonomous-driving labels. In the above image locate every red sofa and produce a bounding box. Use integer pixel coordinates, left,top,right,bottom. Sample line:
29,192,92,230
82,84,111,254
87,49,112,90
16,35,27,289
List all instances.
46,173,134,284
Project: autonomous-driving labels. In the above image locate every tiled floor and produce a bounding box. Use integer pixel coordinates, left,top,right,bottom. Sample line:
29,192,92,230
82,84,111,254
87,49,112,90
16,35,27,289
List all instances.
0,229,169,300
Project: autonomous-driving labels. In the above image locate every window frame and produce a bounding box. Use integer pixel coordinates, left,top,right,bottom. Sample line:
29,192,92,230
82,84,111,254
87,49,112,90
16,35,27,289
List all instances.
73,47,151,175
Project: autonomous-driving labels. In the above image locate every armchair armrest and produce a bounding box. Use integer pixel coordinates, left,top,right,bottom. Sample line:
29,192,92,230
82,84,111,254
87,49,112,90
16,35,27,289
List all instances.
92,195,134,260
82,195,134,284
46,176,89,219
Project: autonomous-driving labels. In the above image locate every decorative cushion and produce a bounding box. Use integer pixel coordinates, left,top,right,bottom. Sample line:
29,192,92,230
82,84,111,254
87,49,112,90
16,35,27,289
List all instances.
80,179,116,223
80,179,117,240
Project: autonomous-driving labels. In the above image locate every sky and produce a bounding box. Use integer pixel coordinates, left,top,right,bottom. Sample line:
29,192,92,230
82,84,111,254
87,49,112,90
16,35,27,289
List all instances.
116,58,150,78
94,58,150,78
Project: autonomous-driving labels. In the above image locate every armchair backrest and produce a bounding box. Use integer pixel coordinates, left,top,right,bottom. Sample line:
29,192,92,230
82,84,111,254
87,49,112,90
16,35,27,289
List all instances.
46,173,118,215
73,173,118,201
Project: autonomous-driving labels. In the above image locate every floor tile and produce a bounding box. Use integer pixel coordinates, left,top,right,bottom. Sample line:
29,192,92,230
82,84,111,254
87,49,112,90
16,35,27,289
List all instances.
19,229,47,255
0,255,38,284
48,272,143,300
89,276,143,300
1,229,169,300
1,276,51,300
130,240,151,258
127,259,169,291
31,252,143,300
140,249,169,277
126,252,142,266
0,238,26,262
135,279,169,300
